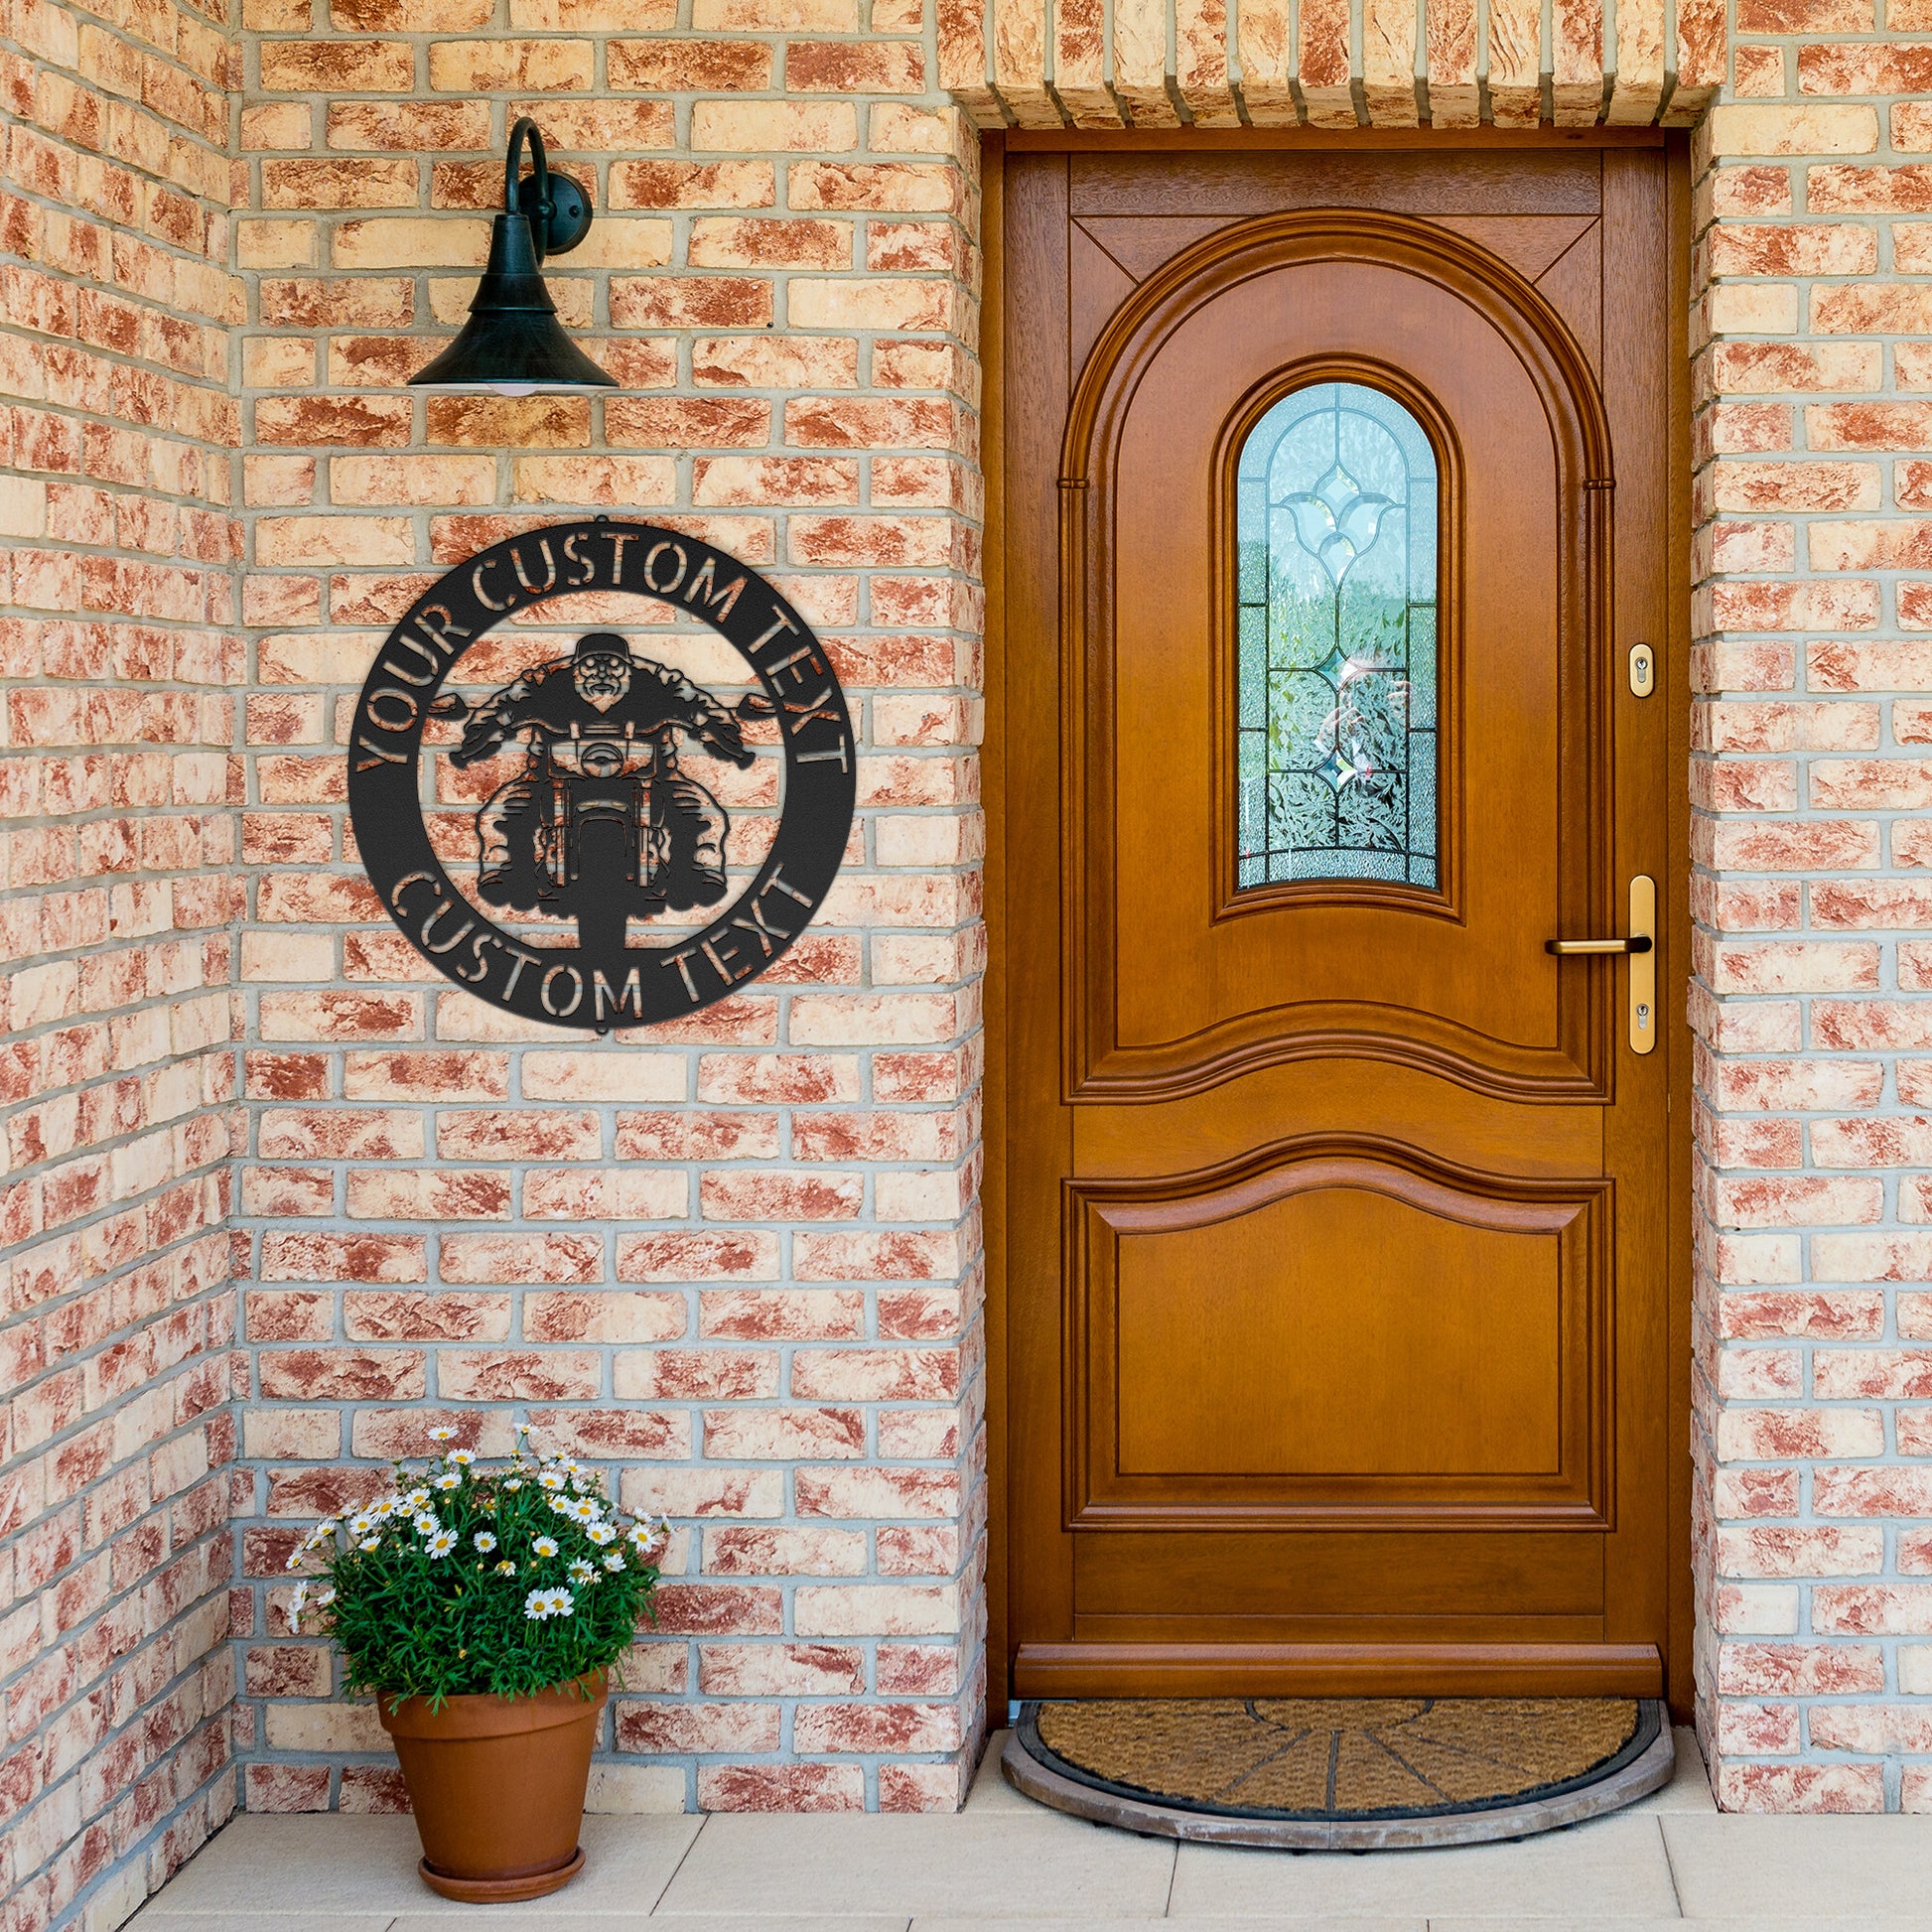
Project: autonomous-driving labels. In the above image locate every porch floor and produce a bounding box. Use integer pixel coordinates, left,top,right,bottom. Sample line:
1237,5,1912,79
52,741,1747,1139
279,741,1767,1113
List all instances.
130,1729,1932,1929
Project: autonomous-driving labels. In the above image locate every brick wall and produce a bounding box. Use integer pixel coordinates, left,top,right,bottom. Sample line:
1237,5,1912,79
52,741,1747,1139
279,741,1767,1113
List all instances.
0,0,244,1921
1692,54,1932,1811
22,0,1932,1898
226,3,989,1819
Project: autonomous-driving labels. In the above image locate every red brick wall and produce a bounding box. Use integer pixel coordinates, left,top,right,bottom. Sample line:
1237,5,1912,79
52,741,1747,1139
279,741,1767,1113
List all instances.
21,0,1932,1891
0,0,244,1921
1692,79,1932,1812
227,8,989,1818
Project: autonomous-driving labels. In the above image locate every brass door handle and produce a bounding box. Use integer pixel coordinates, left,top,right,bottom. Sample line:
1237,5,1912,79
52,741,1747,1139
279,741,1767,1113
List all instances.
1545,935,1653,955
1545,876,1657,1055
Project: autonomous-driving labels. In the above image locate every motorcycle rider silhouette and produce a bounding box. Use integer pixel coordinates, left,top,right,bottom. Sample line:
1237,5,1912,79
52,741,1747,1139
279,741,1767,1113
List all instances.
436,632,759,943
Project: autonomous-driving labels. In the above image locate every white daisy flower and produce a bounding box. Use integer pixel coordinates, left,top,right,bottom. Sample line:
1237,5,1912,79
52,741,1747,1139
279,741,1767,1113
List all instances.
586,1523,617,1546
429,1426,457,1443
284,1549,303,1573
358,1537,380,1552
433,1471,461,1491
473,1531,497,1554
523,1587,555,1621
427,1529,458,1558
346,1513,373,1538
494,1559,517,1576
288,1581,309,1629
550,1587,575,1617
503,1478,523,1492
414,1511,439,1536
538,1470,566,1491
568,1559,595,1585
315,1586,336,1608
602,1552,626,1573
532,1535,559,1559
447,1449,476,1466
404,1488,430,1510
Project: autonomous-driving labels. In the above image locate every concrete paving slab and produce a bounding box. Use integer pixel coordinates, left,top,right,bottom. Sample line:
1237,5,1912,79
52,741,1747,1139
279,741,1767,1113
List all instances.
131,1820,424,1915
1625,1730,1716,1815
964,1731,1034,1813
131,1917,394,1931
655,1815,1176,1918
1169,1815,1680,1919
132,1814,703,1916
919,1919,1425,1932
396,1920,899,1932
1662,1814,1932,1918
1432,1922,1932,1932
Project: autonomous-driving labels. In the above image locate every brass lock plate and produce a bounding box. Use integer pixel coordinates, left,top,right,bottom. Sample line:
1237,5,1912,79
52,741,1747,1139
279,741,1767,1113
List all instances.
1629,874,1656,1055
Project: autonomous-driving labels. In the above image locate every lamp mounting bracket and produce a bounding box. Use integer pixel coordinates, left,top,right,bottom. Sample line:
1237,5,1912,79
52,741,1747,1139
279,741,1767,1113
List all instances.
505,115,592,261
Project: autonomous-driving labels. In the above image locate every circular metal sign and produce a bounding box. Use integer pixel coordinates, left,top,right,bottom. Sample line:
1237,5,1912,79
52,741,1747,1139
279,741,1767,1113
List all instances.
347,517,855,1033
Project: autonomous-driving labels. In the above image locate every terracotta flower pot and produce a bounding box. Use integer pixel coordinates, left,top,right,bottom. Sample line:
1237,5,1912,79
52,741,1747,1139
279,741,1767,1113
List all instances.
378,1672,607,1902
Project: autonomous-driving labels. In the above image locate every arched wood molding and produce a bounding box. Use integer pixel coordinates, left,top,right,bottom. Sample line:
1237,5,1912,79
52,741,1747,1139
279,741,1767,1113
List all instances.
939,0,1722,130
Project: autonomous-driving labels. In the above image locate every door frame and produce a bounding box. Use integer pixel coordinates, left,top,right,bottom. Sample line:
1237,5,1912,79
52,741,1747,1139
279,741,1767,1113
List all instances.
981,127,1696,1721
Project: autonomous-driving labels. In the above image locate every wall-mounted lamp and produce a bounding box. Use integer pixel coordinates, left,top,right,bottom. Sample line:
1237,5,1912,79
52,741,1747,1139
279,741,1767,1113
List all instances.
410,117,615,397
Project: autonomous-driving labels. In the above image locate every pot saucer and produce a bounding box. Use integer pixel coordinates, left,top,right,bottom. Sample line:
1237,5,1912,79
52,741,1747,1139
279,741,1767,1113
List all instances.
418,1845,585,1902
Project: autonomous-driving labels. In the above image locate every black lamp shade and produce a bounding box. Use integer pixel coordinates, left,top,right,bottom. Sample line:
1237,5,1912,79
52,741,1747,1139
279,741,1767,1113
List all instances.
410,120,615,396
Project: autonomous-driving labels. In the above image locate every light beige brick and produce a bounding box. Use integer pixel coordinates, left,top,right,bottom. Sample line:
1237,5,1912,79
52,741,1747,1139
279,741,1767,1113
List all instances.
1710,103,1880,156
692,101,859,152
427,39,594,89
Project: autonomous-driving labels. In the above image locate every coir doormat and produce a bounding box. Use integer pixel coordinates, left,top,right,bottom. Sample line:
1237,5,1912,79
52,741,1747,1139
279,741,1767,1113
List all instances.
1004,1697,1673,1849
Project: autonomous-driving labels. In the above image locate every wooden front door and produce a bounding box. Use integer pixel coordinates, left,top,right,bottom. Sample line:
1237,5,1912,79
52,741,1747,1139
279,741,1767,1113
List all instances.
997,142,1687,1702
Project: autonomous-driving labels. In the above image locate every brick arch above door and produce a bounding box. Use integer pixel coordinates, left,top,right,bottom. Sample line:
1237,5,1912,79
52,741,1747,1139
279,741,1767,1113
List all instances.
937,0,1725,129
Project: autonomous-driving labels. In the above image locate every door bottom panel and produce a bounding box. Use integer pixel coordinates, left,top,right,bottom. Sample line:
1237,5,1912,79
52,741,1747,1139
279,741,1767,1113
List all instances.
1074,1530,1606,1618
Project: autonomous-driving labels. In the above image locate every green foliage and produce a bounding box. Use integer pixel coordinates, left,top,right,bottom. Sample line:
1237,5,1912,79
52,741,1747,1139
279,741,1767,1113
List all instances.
286,1427,668,1708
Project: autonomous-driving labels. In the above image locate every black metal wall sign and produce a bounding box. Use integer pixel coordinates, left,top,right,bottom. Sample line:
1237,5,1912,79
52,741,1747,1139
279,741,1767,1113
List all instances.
348,518,855,1032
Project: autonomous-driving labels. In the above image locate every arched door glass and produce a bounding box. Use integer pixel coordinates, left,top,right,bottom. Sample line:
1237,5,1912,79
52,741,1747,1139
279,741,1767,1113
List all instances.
1236,380,1440,890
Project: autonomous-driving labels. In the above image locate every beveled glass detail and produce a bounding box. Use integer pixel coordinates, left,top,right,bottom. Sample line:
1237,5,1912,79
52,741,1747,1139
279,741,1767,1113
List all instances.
1236,381,1440,891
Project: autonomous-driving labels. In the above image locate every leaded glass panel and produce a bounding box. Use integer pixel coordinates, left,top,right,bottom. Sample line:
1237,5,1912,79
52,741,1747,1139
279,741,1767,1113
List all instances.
1235,381,1440,891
